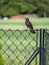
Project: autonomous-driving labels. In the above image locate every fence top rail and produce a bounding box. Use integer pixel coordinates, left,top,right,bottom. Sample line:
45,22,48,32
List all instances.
0,28,49,31
0,29,38,30
0,29,46,31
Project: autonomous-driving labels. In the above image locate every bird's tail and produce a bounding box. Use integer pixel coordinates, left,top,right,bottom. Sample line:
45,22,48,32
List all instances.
30,28,36,33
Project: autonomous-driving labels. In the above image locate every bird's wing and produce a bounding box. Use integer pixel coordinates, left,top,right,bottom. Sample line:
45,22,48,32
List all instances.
28,21,33,28
25,20,33,29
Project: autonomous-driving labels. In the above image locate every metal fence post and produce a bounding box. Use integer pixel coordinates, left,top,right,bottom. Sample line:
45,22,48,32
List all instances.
40,29,46,65
35,29,38,65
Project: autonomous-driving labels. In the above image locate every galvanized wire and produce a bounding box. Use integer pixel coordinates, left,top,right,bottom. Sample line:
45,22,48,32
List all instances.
44,30,49,65
0,29,39,65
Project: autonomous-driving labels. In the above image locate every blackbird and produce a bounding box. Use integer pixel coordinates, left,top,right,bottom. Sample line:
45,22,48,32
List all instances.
25,18,35,33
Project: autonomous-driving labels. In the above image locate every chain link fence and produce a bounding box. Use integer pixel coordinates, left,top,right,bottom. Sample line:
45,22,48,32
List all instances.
0,29,39,65
44,30,49,65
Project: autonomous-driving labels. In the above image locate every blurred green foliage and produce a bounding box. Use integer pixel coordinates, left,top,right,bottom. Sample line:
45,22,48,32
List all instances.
0,0,49,17
0,42,4,65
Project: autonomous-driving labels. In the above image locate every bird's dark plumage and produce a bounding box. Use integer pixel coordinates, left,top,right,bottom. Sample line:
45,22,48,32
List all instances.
25,18,35,33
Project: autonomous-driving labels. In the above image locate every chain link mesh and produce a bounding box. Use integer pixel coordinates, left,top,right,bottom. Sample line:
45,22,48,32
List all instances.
44,30,49,65
0,29,39,65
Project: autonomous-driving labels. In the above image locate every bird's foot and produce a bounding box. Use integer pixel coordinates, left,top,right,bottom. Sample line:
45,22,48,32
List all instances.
30,30,36,34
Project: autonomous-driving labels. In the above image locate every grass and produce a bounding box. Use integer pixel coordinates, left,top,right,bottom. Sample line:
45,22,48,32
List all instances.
0,18,49,30
0,18,49,65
